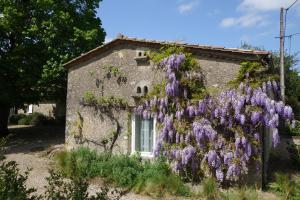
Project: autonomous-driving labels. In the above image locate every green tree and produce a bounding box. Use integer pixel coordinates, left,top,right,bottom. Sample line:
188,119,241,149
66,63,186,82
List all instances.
0,0,106,136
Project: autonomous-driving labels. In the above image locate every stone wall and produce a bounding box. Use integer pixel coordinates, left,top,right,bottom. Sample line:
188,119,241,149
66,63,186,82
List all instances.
65,43,244,153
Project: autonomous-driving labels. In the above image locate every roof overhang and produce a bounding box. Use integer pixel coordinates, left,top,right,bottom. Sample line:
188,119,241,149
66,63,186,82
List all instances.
63,35,270,69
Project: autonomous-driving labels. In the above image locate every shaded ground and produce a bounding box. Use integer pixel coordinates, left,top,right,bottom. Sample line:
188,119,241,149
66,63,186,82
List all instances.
5,125,65,155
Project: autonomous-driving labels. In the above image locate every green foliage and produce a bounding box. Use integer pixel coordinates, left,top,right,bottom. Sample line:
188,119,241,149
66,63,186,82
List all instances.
240,43,300,118
286,143,300,170
55,148,143,188
104,65,122,77
221,187,259,200
269,173,300,200
0,0,106,129
0,136,7,160
44,170,119,200
0,161,40,200
82,91,128,110
10,112,54,126
9,114,27,124
287,120,300,136
229,61,278,88
148,45,206,100
201,178,219,200
55,148,190,197
133,157,190,197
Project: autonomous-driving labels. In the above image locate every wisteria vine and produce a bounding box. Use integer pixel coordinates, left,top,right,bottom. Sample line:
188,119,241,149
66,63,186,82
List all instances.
134,51,295,183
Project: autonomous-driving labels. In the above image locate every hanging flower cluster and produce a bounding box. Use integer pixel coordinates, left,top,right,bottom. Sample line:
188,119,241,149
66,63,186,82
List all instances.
134,52,295,183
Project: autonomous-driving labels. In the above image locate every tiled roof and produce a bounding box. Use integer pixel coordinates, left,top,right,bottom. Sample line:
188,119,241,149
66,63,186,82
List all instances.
63,34,270,68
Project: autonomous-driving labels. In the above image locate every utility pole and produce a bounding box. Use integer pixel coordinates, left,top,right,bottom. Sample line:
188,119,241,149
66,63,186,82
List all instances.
280,7,285,103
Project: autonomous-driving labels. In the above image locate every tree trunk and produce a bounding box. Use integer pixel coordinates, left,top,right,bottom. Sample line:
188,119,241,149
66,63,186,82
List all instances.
0,105,9,137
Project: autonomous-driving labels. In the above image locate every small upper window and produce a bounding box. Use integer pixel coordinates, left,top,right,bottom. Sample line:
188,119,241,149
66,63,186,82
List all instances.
138,52,142,57
137,87,142,94
144,86,148,94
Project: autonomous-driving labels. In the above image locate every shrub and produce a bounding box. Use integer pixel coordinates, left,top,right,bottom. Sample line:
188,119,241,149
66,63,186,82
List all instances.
104,154,143,188
270,172,300,200
0,161,40,200
12,112,54,126
18,116,31,125
29,112,48,126
286,143,300,168
44,170,122,200
133,157,190,197
288,120,300,136
9,114,27,125
55,148,190,197
201,178,219,200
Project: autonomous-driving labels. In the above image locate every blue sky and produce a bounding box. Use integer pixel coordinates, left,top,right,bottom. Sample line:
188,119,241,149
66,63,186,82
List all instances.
97,0,300,54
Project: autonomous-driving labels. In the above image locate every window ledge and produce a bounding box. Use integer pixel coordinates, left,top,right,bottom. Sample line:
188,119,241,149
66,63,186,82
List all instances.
131,151,154,158
134,56,149,61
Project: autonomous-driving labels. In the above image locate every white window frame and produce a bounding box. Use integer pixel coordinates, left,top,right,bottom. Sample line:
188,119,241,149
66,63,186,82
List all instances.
131,114,156,158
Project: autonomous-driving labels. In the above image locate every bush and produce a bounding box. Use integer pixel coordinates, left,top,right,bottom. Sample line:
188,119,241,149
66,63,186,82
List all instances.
0,161,40,200
287,143,300,168
29,112,48,126
201,178,219,200
9,112,54,126
133,157,190,197
9,114,27,125
288,120,300,136
55,148,190,197
270,172,300,200
18,116,31,125
45,170,122,200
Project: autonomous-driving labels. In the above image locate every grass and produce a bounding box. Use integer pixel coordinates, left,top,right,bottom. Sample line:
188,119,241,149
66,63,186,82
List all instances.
55,148,300,199
269,172,300,200
55,147,190,197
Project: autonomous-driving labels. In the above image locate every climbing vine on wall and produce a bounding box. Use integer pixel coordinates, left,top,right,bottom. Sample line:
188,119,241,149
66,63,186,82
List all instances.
81,91,128,111
103,65,127,85
135,46,295,184
79,91,128,153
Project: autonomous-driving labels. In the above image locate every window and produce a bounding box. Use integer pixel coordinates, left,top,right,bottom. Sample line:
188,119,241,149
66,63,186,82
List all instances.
28,104,33,114
131,115,156,157
137,86,141,94
143,86,148,94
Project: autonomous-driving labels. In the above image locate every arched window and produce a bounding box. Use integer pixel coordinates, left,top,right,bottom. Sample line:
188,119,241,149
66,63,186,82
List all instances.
144,86,148,94
137,87,141,94
138,52,142,57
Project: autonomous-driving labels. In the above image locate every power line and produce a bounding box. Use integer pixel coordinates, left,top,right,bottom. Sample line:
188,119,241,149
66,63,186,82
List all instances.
284,0,299,47
280,0,300,55
286,0,299,10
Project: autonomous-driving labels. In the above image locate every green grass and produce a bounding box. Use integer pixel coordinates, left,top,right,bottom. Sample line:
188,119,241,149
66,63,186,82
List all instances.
55,148,190,197
269,172,300,200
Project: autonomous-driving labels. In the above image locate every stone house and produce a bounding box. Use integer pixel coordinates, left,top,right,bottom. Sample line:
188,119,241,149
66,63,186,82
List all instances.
64,35,270,155
63,36,273,184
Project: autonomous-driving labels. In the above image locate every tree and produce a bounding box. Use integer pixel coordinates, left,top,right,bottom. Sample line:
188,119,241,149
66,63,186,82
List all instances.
0,0,106,136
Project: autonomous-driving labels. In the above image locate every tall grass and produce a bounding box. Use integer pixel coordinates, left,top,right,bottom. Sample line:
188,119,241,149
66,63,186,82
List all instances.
55,148,190,197
270,172,300,200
